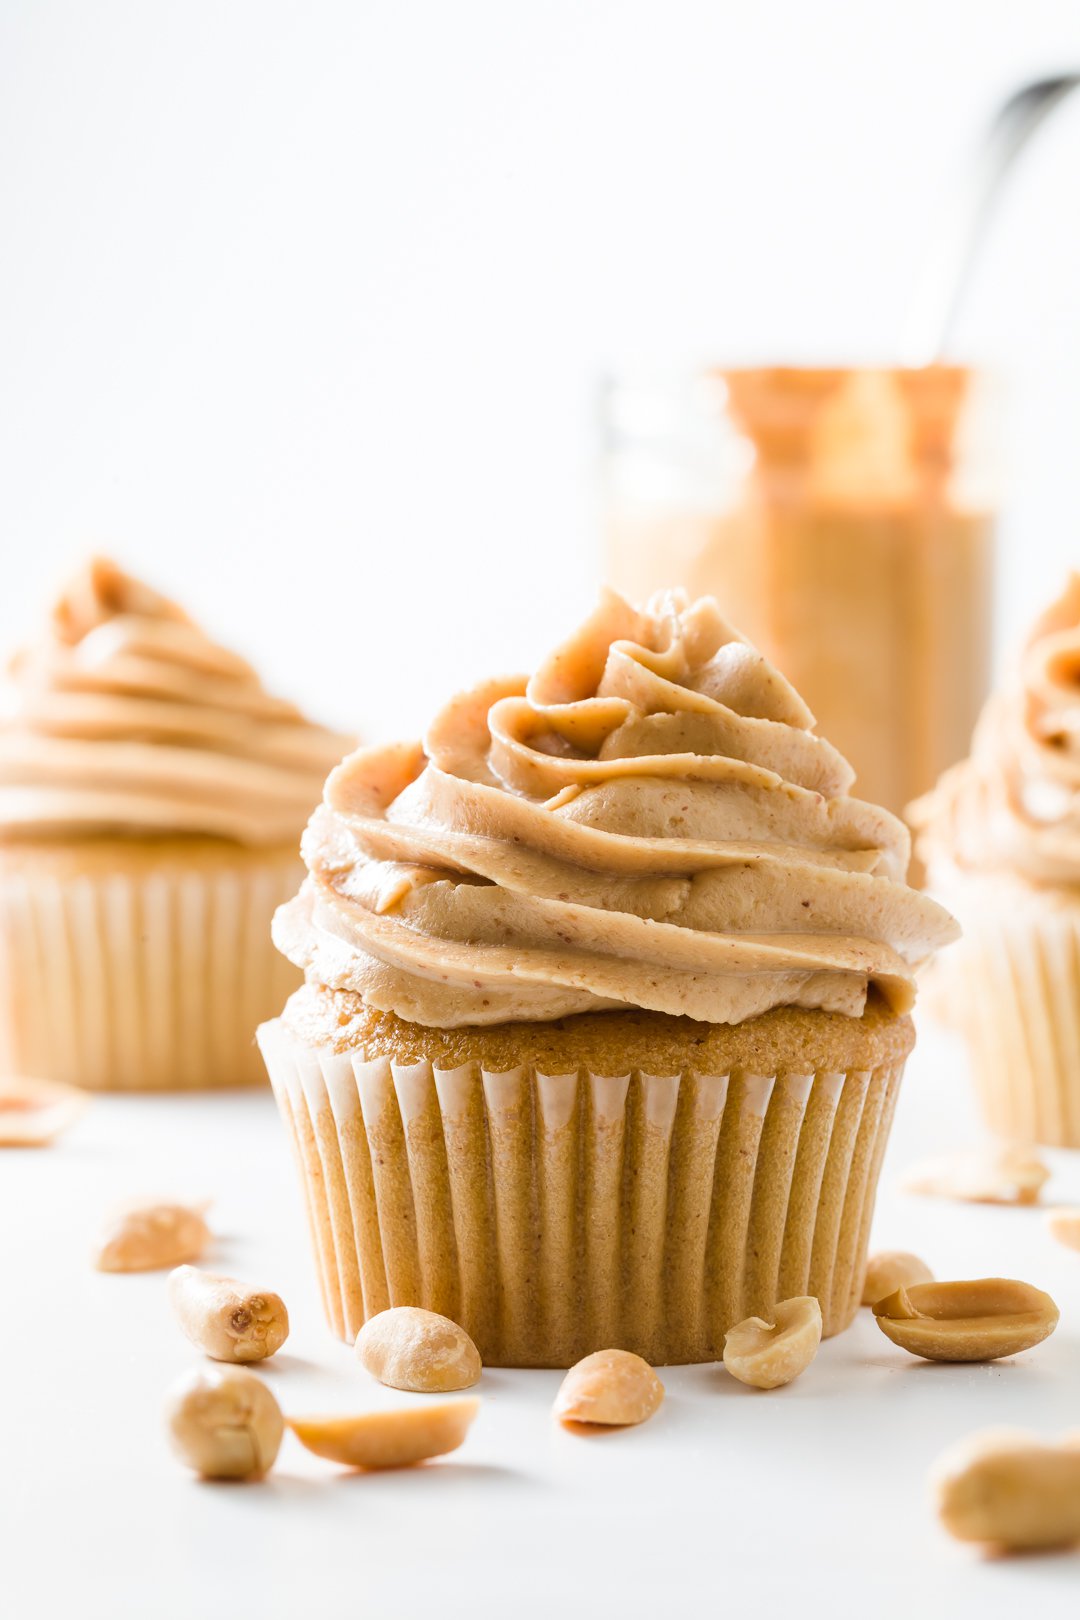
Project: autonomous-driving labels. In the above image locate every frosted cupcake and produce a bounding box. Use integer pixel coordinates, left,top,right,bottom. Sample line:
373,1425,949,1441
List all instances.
0,558,352,1090
912,575,1080,1147
259,589,956,1365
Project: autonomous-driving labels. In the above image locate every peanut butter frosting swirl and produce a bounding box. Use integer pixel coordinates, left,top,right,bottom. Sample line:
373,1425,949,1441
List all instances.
0,558,353,845
276,589,956,1028
913,574,1080,887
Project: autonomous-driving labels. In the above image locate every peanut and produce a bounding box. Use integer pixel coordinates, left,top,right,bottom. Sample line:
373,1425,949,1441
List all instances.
723,1296,822,1389
93,1199,211,1272
862,1250,934,1306
168,1267,289,1363
1046,1207,1080,1252
0,1074,88,1147
873,1277,1059,1361
554,1349,664,1427
931,1428,1080,1550
355,1306,481,1393
165,1365,283,1481
288,1399,479,1470
901,1143,1049,1206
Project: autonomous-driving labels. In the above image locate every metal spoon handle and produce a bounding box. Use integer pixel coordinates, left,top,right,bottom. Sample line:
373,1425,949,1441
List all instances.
903,74,1080,365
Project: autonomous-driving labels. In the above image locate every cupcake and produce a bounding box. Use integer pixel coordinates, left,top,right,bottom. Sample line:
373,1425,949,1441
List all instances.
0,558,352,1090
911,574,1080,1147
259,588,956,1365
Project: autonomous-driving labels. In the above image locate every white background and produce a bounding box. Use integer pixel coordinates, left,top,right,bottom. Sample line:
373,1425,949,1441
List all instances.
2,0,1080,742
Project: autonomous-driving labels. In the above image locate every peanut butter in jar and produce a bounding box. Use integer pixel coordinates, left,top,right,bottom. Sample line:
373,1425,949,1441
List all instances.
602,366,996,821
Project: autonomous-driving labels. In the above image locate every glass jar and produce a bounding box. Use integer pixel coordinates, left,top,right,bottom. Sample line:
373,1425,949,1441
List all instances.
601,366,998,820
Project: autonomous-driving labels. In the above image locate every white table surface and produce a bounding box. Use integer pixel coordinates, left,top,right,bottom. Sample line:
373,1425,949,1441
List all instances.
5,1018,1080,1620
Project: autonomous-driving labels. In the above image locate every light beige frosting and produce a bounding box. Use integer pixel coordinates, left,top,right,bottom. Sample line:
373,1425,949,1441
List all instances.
913,574,1080,888
0,558,353,845
275,588,957,1029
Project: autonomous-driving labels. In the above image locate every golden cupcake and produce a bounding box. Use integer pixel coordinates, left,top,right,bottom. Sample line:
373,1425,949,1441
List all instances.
912,575,1080,1147
0,558,351,1090
259,589,956,1365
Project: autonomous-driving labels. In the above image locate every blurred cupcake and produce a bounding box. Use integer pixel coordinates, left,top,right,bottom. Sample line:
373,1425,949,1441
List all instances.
912,575,1080,1147
0,558,351,1090
259,589,956,1365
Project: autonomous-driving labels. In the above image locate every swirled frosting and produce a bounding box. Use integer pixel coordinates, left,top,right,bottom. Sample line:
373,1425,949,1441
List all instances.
912,575,1080,887
0,558,353,845
275,589,957,1028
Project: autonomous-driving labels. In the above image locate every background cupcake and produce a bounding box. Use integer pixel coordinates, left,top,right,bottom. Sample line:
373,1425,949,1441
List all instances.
912,574,1080,1147
0,557,352,1090
259,588,956,1365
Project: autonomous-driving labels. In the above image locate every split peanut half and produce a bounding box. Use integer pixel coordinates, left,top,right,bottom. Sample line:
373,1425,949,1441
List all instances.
554,1350,664,1427
288,1399,479,1470
723,1297,822,1389
1046,1208,1080,1252
873,1278,1059,1362
901,1144,1049,1206
93,1199,212,1273
0,1074,88,1147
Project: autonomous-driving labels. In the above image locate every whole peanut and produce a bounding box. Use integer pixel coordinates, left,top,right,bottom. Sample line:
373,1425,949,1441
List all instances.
165,1365,283,1481
355,1307,480,1392
169,1267,289,1363
862,1251,934,1306
932,1428,1080,1550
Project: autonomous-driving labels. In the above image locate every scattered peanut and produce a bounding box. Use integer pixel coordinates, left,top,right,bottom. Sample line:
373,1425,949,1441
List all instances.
288,1399,479,1470
553,1349,664,1427
931,1428,1080,1550
93,1199,211,1272
168,1267,289,1363
1046,1207,1080,1253
862,1250,935,1306
165,1365,283,1481
723,1297,822,1389
873,1277,1059,1362
0,1074,88,1147
355,1306,481,1393
901,1143,1049,1206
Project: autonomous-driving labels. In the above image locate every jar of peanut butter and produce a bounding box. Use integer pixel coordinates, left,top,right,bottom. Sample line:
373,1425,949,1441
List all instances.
602,366,997,820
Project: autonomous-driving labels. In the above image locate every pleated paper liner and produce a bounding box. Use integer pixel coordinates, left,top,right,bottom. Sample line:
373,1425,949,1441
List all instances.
934,894,1080,1148
259,1017,905,1366
0,839,303,1090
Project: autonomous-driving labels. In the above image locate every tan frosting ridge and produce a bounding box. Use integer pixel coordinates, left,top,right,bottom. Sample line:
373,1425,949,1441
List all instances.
276,588,957,1029
0,557,352,845
913,573,1080,887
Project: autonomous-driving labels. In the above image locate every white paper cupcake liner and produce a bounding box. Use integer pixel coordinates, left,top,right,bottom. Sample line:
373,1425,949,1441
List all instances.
258,1016,905,1366
0,851,302,1090
932,891,1080,1147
